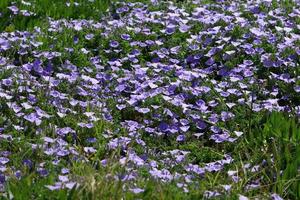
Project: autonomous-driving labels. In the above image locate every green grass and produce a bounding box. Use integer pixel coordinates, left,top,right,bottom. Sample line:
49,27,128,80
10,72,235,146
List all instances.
0,0,111,31
2,112,299,199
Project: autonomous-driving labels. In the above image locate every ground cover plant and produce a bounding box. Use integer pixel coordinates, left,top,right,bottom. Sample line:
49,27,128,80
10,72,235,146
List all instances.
0,0,300,199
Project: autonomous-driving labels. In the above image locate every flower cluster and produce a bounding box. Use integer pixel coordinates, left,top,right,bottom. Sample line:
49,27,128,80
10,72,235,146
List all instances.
0,0,299,198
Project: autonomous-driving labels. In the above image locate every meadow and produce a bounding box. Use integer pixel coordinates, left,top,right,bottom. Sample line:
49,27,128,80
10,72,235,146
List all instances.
0,0,300,199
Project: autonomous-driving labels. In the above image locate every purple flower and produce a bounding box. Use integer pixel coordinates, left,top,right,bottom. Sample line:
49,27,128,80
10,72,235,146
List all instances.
196,120,207,130
0,174,5,184
180,126,190,132
222,184,232,192
15,170,22,180
250,27,266,37
45,184,61,191
158,122,169,132
136,107,150,114
78,122,94,129
115,84,126,92
121,34,131,40
84,147,96,153
294,86,300,93
2,78,12,86
100,159,107,166
7,102,22,113
165,27,176,35
205,58,215,65
37,168,49,177
56,127,75,137
243,70,253,77
196,99,208,111
24,113,42,126
189,44,199,51
56,149,70,157
204,191,221,199
23,159,33,168
61,168,70,174
116,104,126,110
110,40,119,48
238,195,249,200
129,187,144,194
0,157,9,165
65,182,77,189
234,131,243,137
176,135,185,142
210,126,221,133
85,34,94,40
8,5,19,14
179,24,191,33
33,59,43,74
271,193,283,200
59,175,69,182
